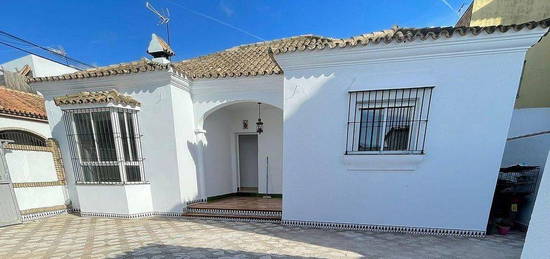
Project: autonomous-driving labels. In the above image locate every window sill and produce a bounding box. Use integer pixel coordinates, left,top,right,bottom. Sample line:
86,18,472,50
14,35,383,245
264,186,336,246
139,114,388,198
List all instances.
343,154,424,172
76,181,150,186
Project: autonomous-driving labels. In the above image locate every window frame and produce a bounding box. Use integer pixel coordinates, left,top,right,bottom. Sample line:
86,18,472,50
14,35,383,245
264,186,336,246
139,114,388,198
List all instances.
64,107,145,184
357,105,415,153
346,87,433,155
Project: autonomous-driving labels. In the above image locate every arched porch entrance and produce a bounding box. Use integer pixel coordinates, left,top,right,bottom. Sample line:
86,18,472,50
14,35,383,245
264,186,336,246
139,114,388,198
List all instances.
201,101,283,198
185,101,283,220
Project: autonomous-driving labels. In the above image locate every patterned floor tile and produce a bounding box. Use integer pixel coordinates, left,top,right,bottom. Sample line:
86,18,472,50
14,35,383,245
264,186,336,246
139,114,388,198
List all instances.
0,214,525,258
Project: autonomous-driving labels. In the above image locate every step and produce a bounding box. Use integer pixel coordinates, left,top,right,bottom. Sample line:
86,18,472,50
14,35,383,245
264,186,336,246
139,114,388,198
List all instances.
185,207,282,217
182,212,281,221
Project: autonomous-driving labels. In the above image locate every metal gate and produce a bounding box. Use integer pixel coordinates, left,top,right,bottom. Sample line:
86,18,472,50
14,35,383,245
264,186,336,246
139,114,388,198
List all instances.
0,142,21,227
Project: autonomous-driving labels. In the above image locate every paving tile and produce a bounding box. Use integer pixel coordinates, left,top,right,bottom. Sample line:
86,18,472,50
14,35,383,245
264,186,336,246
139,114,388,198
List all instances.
0,214,525,258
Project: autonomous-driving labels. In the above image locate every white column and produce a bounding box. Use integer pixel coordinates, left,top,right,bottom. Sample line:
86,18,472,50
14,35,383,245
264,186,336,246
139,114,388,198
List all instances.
194,129,207,200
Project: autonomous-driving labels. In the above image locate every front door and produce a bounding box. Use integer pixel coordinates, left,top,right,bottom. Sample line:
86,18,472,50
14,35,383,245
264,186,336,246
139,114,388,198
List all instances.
0,145,21,227
238,135,258,193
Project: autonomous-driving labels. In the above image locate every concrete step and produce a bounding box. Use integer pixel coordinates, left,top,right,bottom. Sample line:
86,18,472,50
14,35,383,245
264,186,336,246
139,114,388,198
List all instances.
182,212,281,221
185,207,282,217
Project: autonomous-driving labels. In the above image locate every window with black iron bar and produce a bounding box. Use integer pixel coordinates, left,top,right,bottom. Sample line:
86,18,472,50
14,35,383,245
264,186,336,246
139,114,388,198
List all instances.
345,87,433,155
62,107,145,184
0,130,46,146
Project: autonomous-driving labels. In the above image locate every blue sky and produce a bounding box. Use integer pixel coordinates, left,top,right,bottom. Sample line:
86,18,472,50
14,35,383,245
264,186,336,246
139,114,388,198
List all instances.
1,0,469,68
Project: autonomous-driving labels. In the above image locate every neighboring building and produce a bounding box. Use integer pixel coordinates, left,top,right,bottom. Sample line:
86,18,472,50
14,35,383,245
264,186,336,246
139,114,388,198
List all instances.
457,0,550,228
29,21,549,236
456,0,550,109
2,54,78,78
0,56,76,226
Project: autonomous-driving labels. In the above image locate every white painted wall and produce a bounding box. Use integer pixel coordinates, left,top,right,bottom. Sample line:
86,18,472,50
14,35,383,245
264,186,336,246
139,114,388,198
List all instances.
230,107,283,194
501,108,550,226
521,151,550,259
0,116,65,212
5,150,56,182
0,116,51,138
203,103,283,196
276,30,547,231
1,55,77,77
169,83,202,204
40,98,80,209
125,184,154,214
192,75,284,128
77,184,153,214
34,71,191,214
13,186,65,211
132,80,186,213
77,185,128,214
204,108,234,197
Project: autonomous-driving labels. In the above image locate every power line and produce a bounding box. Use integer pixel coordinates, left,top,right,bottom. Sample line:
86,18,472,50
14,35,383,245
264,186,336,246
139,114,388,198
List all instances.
0,40,83,71
0,30,95,68
167,1,265,41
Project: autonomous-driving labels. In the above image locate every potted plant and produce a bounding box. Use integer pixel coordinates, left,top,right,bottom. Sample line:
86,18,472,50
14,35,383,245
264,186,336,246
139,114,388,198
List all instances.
496,219,513,235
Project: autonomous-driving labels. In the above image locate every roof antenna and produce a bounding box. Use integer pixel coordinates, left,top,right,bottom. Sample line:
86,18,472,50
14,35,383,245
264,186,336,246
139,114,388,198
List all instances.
145,2,171,45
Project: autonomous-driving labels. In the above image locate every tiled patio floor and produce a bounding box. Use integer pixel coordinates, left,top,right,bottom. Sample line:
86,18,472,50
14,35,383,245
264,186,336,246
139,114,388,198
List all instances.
0,214,524,258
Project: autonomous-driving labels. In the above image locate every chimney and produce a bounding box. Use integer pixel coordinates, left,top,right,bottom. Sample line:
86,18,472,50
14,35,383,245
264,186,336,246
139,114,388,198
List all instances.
147,33,174,64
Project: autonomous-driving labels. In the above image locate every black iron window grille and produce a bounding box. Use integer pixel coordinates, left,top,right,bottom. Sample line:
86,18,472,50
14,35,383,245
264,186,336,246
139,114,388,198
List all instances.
346,87,433,154
0,130,47,146
62,107,145,184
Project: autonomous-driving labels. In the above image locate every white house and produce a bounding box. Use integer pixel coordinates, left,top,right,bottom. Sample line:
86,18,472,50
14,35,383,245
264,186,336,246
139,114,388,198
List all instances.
29,20,549,235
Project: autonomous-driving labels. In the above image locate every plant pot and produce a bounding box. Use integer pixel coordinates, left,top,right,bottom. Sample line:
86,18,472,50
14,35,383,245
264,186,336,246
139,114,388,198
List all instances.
497,225,511,235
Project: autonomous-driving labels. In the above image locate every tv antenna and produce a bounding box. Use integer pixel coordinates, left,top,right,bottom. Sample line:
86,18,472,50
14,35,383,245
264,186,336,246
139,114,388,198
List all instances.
145,2,171,44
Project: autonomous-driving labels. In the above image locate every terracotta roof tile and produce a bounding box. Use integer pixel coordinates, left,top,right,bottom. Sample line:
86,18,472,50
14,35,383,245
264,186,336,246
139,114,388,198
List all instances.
28,59,172,83
272,18,550,54
173,35,334,79
27,18,550,83
0,87,47,121
54,89,141,107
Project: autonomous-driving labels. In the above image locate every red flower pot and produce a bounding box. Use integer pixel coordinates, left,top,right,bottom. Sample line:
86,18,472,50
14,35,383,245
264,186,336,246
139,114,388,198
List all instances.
497,225,511,235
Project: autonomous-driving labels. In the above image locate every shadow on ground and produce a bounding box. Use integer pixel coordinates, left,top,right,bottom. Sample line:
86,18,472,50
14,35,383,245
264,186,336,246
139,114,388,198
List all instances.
113,243,315,258
151,217,525,258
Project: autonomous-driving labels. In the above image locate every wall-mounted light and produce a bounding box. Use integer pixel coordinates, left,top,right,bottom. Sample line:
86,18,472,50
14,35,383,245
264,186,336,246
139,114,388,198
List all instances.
256,102,264,134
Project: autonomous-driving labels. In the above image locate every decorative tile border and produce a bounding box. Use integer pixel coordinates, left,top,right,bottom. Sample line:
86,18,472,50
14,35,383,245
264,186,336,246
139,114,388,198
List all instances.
282,220,486,237
20,205,67,215
22,209,68,222
79,211,183,219
185,208,282,217
185,198,207,205
21,205,69,222
4,143,50,152
12,180,65,188
20,207,484,237
184,215,282,224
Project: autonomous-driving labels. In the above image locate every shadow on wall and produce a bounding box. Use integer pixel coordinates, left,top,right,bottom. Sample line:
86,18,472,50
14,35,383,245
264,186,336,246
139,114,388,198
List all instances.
186,140,203,202
112,243,315,258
